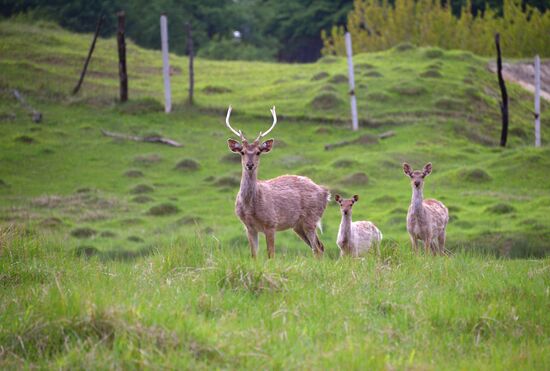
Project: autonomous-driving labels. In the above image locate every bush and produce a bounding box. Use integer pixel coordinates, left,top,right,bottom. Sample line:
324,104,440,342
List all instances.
198,38,276,62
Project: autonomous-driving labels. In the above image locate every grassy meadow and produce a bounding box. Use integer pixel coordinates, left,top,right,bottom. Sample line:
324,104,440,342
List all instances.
0,19,549,369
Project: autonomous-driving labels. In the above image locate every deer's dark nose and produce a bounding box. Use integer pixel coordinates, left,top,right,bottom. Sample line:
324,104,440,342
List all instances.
246,163,254,170
344,210,348,216
414,180,421,187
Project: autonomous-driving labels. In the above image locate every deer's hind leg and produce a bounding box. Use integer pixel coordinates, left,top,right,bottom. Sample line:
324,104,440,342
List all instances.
246,228,259,258
437,230,446,255
304,226,324,257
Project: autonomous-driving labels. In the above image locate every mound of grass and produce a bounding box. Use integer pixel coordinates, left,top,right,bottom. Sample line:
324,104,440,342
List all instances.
174,159,200,171
127,235,144,243
311,92,343,110
366,92,390,102
0,179,9,187
130,184,154,194
424,48,444,58
486,203,516,214
116,98,163,115
70,227,97,238
220,153,241,163
391,84,427,96
39,217,63,228
124,170,144,178
435,98,463,111
420,70,442,78
332,159,358,168
218,266,287,295
133,153,162,166
510,127,528,139
202,85,232,94
100,230,117,238
365,71,383,78
356,63,375,70
311,72,329,81
319,84,337,92
15,135,35,144
329,74,347,84
147,203,179,216
393,42,416,52
373,195,397,204
315,127,331,134
214,176,240,188
341,172,369,186
461,168,492,183
132,195,153,204
74,245,99,257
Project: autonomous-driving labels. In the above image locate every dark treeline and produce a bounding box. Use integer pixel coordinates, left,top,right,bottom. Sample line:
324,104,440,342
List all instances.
1,0,547,62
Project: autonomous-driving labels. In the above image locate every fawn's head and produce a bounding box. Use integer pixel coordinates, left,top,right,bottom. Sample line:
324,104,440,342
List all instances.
335,194,359,216
226,106,277,172
403,162,432,189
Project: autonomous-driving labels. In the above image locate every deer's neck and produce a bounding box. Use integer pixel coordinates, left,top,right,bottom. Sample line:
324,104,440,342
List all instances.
239,169,257,204
410,187,425,217
339,214,352,248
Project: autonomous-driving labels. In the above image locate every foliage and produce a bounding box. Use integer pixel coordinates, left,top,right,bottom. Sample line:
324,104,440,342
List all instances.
322,0,550,57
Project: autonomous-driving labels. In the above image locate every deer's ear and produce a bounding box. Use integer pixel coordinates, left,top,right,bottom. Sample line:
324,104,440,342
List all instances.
403,163,413,177
334,194,341,203
260,139,274,153
352,195,359,202
227,139,242,153
422,162,432,177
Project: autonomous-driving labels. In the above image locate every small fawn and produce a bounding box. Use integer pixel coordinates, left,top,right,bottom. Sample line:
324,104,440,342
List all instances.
403,162,449,255
225,106,329,258
335,194,382,257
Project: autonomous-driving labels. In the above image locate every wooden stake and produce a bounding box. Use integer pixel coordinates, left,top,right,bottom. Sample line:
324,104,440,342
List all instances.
495,33,508,147
72,15,105,95
534,55,541,147
345,32,358,131
187,22,194,106
117,11,128,102
160,14,171,113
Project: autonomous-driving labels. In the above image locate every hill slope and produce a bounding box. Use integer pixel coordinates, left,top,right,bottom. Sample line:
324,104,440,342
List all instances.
0,19,549,369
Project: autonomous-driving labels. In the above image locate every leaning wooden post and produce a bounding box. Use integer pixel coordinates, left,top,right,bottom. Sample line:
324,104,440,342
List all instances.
160,13,171,113
117,11,128,102
345,32,358,131
72,15,105,95
495,33,508,147
187,22,194,106
534,55,541,147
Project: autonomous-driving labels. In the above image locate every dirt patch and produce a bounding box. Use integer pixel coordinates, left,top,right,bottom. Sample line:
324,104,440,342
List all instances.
341,172,369,186
132,195,153,204
71,227,97,239
31,194,122,215
311,92,343,110
311,72,329,81
487,60,550,101
147,203,179,216
134,154,162,166
420,70,442,78
486,203,515,214
124,170,144,178
175,159,200,171
15,135,35,144
214,176,240,188
130,184,154,194
202,86,232,94
356,135,379,145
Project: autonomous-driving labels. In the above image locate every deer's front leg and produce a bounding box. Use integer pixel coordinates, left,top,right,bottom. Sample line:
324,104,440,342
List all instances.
409,235,418,253
246,228,259,258
265,229,276,259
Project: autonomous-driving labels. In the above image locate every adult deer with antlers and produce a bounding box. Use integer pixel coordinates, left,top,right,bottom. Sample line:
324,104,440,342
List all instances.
225,106,329,258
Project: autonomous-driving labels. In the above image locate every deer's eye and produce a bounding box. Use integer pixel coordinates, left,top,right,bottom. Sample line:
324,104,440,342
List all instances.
239,151,244,155
256,151,261,156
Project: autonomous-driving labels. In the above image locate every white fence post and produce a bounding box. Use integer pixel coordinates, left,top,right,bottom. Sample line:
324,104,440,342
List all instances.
345,32,358,131
534,55,541,147
160,13,171,113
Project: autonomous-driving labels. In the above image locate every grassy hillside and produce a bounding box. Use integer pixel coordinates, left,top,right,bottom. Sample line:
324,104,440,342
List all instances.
0,19,549,369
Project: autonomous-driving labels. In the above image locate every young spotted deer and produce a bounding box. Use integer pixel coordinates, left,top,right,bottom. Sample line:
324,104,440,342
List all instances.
335,194,382,257
225,106,329,258
403,163,449,255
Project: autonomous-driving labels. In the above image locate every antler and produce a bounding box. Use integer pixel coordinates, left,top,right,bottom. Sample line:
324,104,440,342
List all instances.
225,105,244,140
255,106,277,142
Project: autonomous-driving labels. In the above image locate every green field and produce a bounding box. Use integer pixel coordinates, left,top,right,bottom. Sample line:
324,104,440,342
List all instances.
1,19,549,369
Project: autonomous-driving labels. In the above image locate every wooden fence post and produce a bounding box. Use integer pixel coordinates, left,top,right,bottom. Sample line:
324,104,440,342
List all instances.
160,13,171,113
495,33,508,147
345,32,358,131
187,22,194,106
117,11,128,102
534,55,541,147
73,15,105,95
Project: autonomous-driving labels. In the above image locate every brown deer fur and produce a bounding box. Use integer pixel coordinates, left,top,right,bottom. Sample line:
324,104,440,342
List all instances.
403,162,449,255
227,138,329,258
